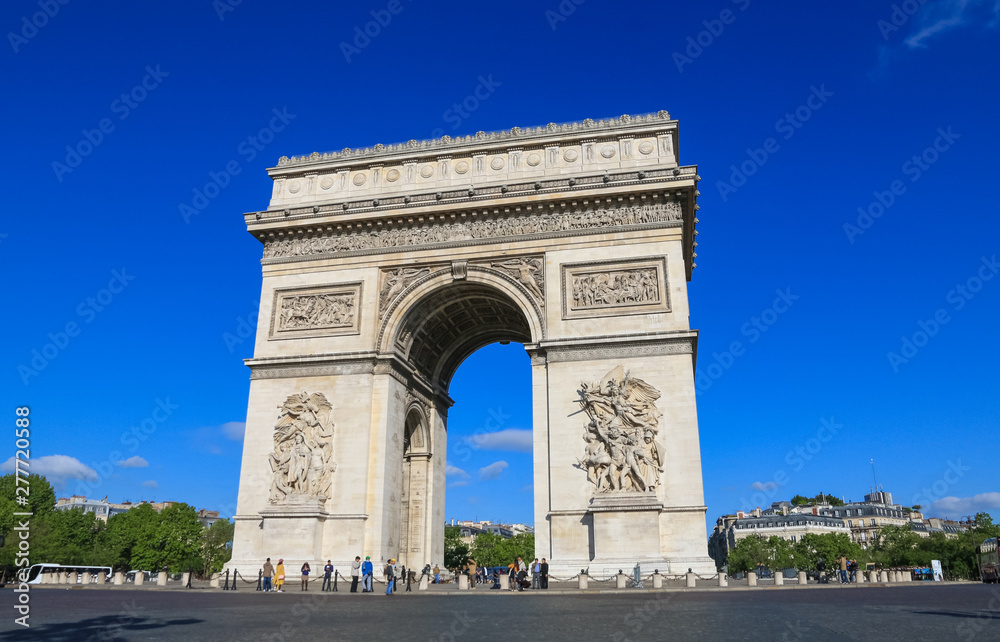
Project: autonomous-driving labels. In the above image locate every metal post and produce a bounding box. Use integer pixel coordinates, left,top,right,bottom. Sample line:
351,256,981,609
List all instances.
257,569,263,591
223,569,230,590
231,570,238,590
333,570,338,592
186,567,193,589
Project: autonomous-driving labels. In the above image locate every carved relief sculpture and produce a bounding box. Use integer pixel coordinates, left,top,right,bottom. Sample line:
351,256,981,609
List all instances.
577,366,663,494
571,267,658,310
269,391,337,503
490,257,544,304
379,267,430,317
278,293,356,330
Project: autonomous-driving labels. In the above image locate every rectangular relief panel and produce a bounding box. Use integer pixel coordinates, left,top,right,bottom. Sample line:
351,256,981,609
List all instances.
561,256,669,320
269,282,363,340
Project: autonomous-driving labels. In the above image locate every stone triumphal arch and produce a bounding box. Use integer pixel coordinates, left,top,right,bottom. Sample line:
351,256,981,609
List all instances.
229,112,716,576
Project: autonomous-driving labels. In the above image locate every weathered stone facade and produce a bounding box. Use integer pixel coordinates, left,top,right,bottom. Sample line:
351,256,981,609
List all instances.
228,112,715,577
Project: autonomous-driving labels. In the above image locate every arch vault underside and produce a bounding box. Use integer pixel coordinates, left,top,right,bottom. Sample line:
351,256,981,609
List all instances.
229,112,717,577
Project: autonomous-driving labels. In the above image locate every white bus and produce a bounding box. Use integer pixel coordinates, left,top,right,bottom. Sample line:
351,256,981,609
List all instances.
24,564,112,584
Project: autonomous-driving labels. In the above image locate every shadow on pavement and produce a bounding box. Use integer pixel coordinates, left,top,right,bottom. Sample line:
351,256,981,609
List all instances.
4,615,203,640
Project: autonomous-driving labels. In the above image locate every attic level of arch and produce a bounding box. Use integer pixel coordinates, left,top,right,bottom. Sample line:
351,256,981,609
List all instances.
244,163,700,230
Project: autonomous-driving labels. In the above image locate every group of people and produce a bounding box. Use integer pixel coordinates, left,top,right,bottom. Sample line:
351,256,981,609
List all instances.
459,556,550,591
816,556,861,584
260,556,429,595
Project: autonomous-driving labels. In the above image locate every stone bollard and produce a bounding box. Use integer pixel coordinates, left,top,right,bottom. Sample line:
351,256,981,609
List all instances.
652,572,663,589
578,573,589,590
747,571,757,587
135,572,145,587
82,571,92,586
419,574,429,591
903,570,912,582
869,570,878,583
879,570,889,583
158,571,168,587
97,571,107,585
210,573,220,588
114,572,124,586
856,570,864,584
797,571,807,585
180,572,190,588
59,572,68,585
718,573,728,587
38,572,48,585
686,571,696,588
458,574,469,590
774,572,784,586
616,572,627,589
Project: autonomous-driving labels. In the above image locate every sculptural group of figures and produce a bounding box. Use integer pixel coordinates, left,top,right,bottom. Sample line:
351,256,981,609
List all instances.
262,203,682,259
572,268,658,309
578,366,664,493
279,294,355,330
269,392,337,503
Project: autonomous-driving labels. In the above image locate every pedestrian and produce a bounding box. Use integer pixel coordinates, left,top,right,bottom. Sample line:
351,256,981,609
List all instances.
351,556,361,593
362,556,373,592
320,560,332,592
531,558,540,589
467,558,477,590
262,557,274,592
433,564,440,584
838,555,848,584
540,558,549,589
816,557,827,583
507,562,516,591
275,559,286,593
405,567,413,592
301,562,311,591
848,559,858,583
384,559,395,596
392,559,400,593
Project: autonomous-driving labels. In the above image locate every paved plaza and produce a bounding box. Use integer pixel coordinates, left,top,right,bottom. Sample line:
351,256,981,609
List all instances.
3,583,998,640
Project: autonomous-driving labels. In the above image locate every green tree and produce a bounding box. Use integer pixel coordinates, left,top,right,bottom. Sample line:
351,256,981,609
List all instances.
202,518,234,576
443,526,469,570
793,533,863,571
0,474,57,566
726,535,770,574
30,508,106,565
469,532,534,569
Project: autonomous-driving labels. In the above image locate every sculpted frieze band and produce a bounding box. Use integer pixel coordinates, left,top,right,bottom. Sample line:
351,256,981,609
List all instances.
561,257,669,319
262,202,682,260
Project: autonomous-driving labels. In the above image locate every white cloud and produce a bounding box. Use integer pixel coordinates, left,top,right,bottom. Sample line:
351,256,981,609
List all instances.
0,455,98,489
466,429,532,452
448,481,469,489
142,480,158,490
904,0,1000,49
930,492,1000,518
479,461,509,481
751,481,777,492
115,456,149,469
446,463,469,478
520,484,533,493
221,421,246,441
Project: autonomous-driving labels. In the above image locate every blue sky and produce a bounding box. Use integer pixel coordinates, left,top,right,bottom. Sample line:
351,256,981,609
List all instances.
2,0,998,532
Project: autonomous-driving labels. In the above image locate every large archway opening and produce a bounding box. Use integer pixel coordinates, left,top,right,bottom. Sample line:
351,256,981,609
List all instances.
389,278,540,569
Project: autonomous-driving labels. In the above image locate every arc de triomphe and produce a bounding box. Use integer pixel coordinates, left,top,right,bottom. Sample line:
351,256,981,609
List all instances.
228,112,716,577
